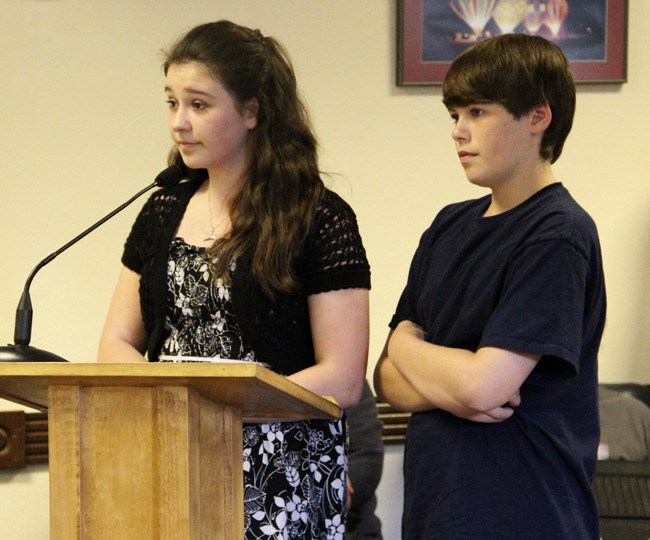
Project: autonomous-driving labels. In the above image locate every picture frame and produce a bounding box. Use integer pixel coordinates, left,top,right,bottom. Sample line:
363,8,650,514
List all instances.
397,0,628,85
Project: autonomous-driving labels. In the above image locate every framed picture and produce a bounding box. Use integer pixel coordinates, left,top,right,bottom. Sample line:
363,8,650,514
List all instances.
397,0,628,85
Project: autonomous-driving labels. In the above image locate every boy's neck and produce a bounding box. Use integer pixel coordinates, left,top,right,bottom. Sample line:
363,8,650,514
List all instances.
484,163,556,217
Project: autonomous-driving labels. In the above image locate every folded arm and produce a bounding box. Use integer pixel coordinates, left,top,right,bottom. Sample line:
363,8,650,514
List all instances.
374,336,433,413
374,320,538,422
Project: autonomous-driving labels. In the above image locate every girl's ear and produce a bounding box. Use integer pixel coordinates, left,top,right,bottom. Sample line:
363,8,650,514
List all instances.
244,98,259,129
530,103,552,133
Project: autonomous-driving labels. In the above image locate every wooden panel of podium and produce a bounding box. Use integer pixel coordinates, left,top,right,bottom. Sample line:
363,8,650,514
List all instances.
0,362,340,539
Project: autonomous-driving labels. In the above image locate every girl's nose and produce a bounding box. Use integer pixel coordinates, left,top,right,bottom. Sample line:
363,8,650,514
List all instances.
170,106,190,132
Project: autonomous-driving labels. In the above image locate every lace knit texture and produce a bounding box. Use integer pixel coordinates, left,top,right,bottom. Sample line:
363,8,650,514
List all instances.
121,179,370,372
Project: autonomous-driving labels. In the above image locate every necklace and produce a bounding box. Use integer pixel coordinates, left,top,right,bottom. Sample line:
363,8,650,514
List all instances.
204,188,228,242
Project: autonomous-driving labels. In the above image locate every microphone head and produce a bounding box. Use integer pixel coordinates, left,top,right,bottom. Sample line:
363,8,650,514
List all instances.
154,165,184,188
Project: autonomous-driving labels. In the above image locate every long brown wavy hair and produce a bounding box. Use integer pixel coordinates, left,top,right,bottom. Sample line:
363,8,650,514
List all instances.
163,20,325,298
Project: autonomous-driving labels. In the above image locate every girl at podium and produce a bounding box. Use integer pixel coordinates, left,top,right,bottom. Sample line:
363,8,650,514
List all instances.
98,20,370,539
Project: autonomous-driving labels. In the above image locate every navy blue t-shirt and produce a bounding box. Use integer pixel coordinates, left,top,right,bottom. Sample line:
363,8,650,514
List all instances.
391,183,606,539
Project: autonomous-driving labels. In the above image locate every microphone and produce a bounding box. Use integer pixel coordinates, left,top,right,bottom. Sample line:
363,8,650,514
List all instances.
0,165,183,363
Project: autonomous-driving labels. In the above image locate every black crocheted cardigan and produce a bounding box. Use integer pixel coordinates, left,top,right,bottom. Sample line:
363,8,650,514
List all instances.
121,179,371,376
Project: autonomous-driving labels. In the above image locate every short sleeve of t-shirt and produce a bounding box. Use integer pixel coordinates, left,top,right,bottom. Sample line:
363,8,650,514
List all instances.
479,237,589,379
390,227,433,328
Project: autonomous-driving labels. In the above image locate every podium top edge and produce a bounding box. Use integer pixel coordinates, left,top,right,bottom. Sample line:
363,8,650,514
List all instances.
0,361,262,374
0,362,341,420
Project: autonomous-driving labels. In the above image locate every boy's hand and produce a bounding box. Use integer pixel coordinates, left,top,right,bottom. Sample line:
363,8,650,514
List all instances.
396,320,425,340
460,390,521,423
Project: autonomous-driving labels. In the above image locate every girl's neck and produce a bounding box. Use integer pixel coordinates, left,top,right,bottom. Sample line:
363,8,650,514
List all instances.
205,166,246,209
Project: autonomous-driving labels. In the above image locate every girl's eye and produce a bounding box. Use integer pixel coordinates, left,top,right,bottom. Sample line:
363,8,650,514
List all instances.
192,101,207,110
166,99,177,109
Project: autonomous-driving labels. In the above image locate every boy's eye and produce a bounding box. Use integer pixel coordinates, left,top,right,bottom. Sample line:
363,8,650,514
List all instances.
470,108,484,117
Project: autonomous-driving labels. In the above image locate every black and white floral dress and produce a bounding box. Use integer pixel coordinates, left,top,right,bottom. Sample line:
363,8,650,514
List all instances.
160,238,347,540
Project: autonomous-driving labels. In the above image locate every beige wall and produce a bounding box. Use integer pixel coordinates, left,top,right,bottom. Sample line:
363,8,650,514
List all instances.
1,1,649,538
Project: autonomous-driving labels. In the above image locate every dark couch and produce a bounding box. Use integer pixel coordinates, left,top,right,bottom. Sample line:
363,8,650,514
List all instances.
596,384,650,540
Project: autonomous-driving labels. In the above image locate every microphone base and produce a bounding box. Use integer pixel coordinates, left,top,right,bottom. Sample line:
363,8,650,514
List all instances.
0,344,68,363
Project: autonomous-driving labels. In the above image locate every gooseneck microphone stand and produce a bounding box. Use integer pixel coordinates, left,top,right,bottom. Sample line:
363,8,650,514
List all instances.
0,165,182,362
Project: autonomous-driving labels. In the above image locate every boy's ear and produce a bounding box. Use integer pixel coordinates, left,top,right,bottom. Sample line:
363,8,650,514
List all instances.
530,103,552,133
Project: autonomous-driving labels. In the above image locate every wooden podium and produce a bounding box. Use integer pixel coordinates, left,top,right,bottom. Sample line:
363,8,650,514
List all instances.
0,362,340,539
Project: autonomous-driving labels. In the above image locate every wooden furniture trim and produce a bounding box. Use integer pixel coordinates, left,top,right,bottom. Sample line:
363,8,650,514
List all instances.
0,410,48,468
0,397,407,472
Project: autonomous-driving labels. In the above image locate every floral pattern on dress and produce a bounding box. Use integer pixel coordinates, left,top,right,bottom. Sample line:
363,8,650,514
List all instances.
160,238,347,539
242,419,347,540
163,238,253,361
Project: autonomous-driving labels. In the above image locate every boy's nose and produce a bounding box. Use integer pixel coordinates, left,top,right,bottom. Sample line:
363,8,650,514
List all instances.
451,121,467,141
